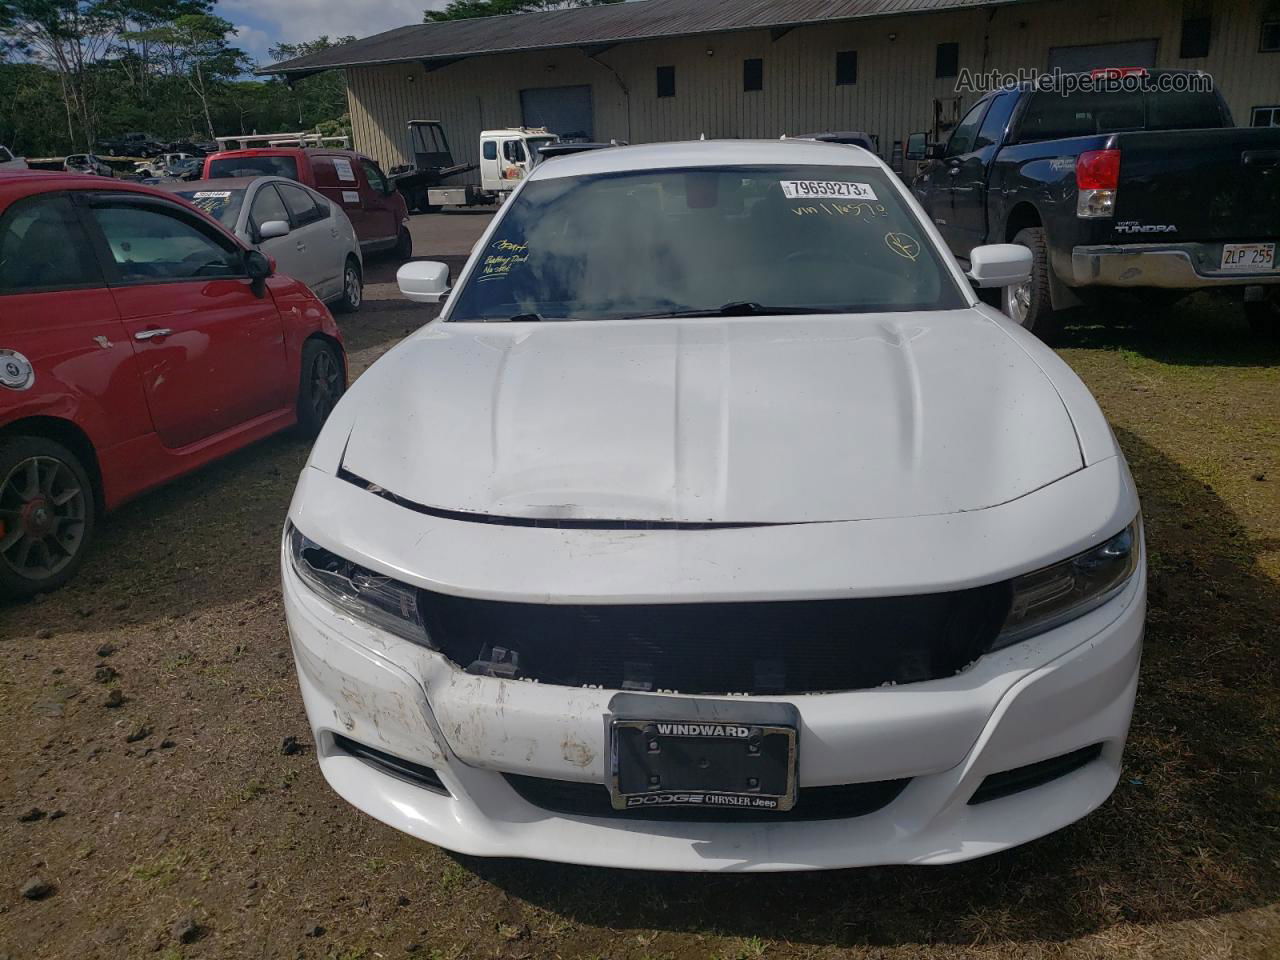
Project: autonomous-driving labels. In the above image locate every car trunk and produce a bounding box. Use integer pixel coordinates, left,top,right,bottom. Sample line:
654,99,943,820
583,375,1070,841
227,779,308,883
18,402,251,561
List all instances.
1110,128,1280,242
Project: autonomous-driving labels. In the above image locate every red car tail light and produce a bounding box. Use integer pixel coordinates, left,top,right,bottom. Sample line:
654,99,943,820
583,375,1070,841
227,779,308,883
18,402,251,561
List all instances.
1076,149,1120,218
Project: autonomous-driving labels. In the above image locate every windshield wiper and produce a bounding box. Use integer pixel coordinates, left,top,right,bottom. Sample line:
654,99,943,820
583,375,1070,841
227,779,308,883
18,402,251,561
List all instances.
621,301,832,320
489,313,597,322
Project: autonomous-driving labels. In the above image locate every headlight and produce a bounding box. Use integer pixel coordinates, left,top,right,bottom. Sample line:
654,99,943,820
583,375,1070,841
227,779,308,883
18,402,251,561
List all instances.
286,523,431,647
993,518,1140,649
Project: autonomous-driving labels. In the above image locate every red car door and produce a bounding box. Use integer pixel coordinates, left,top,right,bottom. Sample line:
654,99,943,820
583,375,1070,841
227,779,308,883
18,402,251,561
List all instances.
0,189,149,489
357,157,399,247
313,154,370,245
82,193,289,450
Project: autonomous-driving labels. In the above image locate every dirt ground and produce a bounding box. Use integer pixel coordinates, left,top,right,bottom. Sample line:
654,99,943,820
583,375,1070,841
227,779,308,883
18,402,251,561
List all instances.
1,213,1278,960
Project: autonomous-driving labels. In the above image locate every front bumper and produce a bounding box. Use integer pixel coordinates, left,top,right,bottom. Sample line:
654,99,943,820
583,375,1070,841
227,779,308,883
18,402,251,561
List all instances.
281,519,1146,872
1069,241,1280,289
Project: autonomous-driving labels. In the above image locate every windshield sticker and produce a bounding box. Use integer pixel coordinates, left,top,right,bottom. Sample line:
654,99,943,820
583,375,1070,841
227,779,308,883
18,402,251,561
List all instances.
790,200,887,219
884,233,921,261
341,190,360,204
478,239,529,281
192,191,231,199
333,158,356,182
781,180,878,202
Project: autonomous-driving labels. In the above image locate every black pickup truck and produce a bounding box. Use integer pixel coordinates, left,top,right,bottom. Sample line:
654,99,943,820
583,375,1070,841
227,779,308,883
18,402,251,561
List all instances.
96,132,164,158
908,70,1280,338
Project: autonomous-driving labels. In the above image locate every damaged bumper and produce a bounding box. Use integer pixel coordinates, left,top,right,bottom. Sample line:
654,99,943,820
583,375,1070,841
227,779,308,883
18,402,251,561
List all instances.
282,461,1144,872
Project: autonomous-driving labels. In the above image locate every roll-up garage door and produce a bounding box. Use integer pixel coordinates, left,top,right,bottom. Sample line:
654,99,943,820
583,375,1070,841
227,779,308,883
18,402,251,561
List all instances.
520,85,594,140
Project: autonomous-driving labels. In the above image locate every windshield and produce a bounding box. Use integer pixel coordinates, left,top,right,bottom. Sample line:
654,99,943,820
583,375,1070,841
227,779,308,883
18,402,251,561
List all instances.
1017,88,1226,141
207,155,299,180
177,188,246,227
447,165,964,322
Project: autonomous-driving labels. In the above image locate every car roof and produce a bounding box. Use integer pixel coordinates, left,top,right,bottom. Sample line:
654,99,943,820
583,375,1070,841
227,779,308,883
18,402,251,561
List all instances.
528,138,883,181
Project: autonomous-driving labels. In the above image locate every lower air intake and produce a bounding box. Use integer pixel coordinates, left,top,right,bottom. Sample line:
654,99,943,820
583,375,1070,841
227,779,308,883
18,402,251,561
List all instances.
968,743,1103,805
504,774,909,822
332,734,450,796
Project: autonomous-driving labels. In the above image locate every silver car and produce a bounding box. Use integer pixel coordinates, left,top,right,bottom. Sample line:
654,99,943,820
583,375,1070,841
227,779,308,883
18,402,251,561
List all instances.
159,176,363,313
65,153,114,177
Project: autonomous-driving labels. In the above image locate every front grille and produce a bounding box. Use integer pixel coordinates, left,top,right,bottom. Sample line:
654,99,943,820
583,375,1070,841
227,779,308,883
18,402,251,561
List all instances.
968,744,1103,805
419,586,1010,695
505,774,909,822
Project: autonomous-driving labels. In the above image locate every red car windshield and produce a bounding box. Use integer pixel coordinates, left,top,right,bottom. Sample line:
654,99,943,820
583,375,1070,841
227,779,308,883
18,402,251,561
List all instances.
207,155,299,180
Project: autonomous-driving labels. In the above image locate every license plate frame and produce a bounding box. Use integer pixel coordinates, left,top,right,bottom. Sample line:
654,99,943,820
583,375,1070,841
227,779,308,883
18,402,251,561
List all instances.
1220,242,1276,272
606,694,799,813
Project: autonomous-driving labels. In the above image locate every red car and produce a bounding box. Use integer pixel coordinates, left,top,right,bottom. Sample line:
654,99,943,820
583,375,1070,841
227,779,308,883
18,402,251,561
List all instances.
0,169,346,599
203,148,411,260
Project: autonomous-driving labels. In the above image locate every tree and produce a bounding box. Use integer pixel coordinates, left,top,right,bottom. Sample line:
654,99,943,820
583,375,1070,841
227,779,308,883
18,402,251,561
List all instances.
0,61,69,153
126,12,247,139
101,0,213,99
0,0,117,148
425,0,621,23
267,35,354,130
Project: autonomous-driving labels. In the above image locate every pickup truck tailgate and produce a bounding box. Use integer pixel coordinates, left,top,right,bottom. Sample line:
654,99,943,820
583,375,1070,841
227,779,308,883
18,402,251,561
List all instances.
1110,128,1280,242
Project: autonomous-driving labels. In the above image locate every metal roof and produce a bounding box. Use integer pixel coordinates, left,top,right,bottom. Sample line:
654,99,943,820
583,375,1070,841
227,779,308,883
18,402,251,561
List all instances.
259,0,1035,77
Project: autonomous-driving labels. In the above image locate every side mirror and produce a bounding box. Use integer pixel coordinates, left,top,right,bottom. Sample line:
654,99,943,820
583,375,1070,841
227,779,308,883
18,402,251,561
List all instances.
259,219,290,240
397,260,450,303
905,132,928,162
245,250,273,280
966,244,1033,289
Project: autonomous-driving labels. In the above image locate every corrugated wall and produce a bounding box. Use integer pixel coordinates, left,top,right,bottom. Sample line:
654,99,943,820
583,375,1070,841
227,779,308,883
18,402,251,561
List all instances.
348,0,1280,178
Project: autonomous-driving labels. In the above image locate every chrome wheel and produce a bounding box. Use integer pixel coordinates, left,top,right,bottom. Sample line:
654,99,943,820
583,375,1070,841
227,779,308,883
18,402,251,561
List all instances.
309,348,342,422
0,455,88,580
1004,278,1032,326
344,265,362,309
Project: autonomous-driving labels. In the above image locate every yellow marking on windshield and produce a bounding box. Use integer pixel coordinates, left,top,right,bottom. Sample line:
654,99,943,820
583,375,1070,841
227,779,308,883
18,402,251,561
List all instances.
884,233,921,261
480,239,530,279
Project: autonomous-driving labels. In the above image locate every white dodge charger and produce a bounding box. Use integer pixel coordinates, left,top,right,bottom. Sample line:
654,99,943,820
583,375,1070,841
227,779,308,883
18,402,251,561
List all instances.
281,139,1144,872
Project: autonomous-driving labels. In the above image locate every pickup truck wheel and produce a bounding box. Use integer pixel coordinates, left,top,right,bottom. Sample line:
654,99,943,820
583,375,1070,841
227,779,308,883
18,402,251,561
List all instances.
297,339,347,438
1246,297,1279,339
1005,228,1062,342
0,436,96,600
333,257,363,314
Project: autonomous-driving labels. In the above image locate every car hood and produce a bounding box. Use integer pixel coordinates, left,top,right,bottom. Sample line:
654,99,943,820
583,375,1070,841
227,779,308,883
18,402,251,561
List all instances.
338,311,1084,525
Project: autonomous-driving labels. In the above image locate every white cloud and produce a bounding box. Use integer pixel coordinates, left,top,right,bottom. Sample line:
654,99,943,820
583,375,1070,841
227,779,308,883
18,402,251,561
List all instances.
222,0,450,59
231,23,275,64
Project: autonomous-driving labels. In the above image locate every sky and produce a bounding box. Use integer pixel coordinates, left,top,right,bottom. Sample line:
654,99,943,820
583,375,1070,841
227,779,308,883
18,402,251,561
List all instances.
217,0,451,66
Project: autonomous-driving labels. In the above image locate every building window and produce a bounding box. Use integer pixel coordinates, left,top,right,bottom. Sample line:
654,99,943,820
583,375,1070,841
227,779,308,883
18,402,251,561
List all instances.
1180,17,1211,57
1252,106,1280,127
656,65,675,98
1262,20,1280,52
836,50,858,85
743,58,763,92
935,42,959,79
